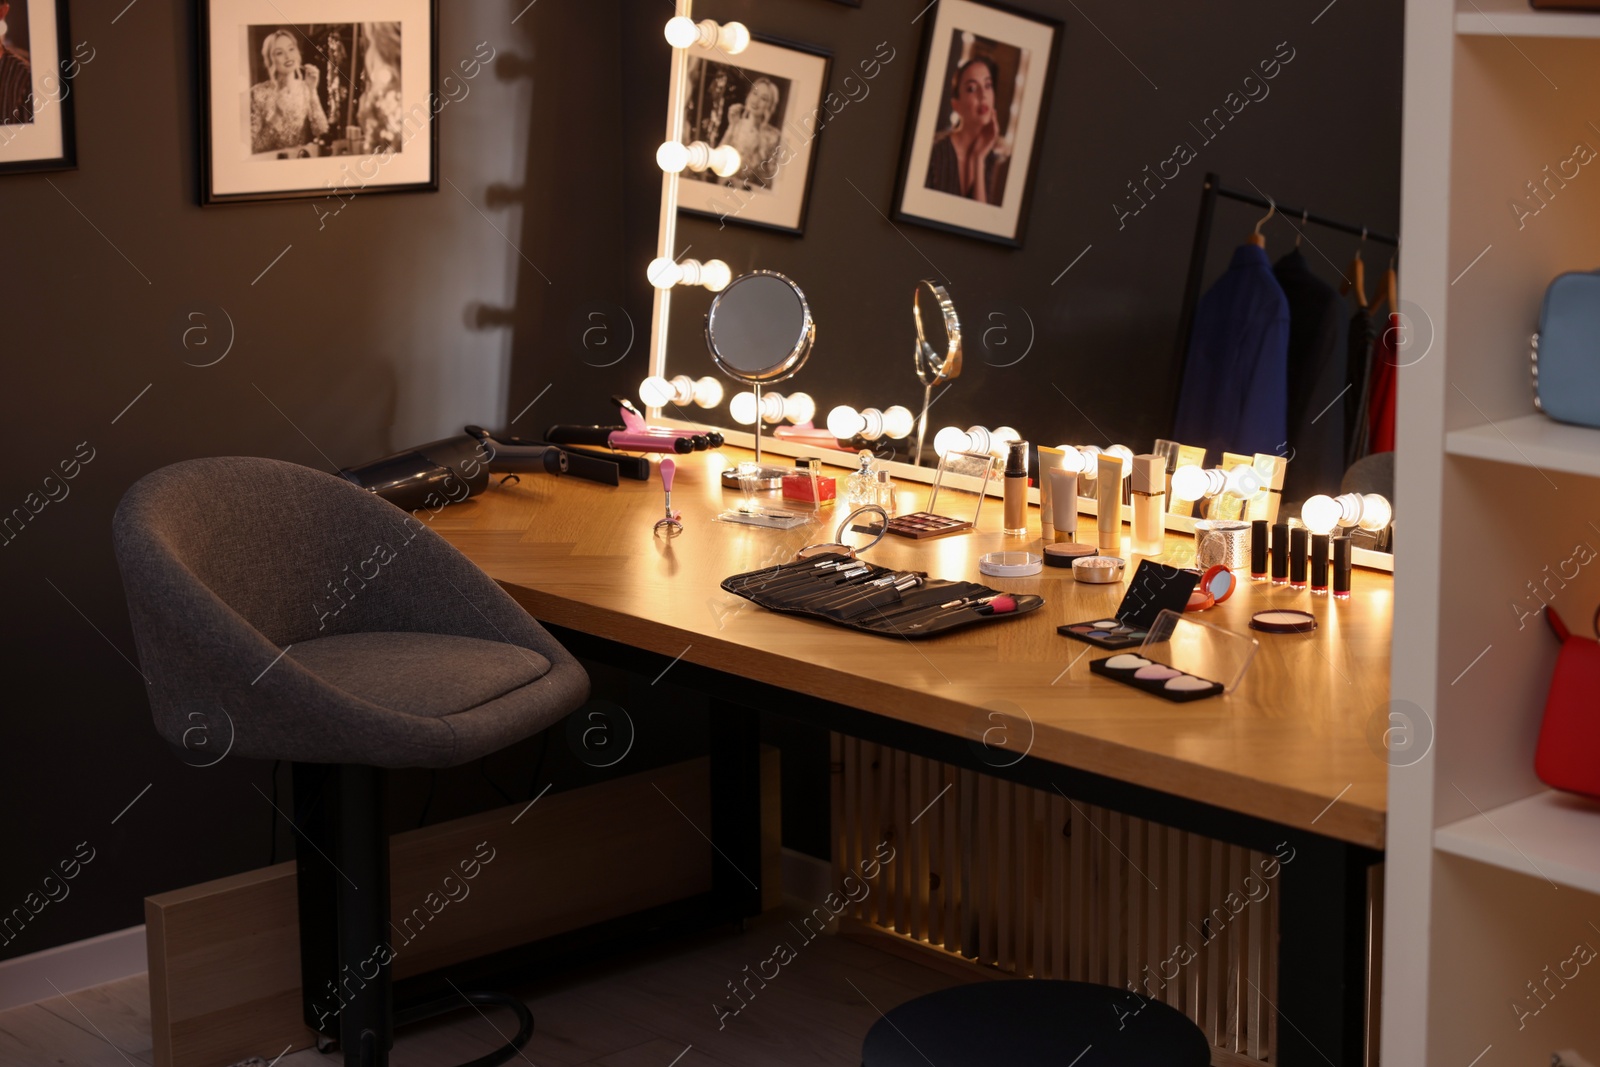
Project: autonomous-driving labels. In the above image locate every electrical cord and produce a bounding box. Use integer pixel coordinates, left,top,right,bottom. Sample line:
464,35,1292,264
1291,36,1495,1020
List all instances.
405,991,534,1067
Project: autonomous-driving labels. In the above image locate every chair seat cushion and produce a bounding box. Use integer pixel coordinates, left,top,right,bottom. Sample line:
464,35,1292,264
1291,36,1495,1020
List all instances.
289,632,551,718
861,980,1211,1067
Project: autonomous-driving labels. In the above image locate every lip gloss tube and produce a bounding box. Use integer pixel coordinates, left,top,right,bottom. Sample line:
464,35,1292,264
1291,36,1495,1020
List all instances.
1289,527,1309,590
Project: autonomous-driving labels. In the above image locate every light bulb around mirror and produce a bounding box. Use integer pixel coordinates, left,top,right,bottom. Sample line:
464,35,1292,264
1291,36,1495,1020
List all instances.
717,21,751,54
1359,493,1392,531
647,256,682,289
933,426,970,458
882,405,914,440
827,406,863,440
663,16,700,48
639,376,675,408
784,392,815,425
655,141,689,174
759,391,787,424
1301,494,1341,536
693,376,723,408
1224,463,1262,498
709,144,741,177
1106,444,1134,479
700,259,732,293
1170,464,1207,503
729,390,758,426
1055,446,1090,473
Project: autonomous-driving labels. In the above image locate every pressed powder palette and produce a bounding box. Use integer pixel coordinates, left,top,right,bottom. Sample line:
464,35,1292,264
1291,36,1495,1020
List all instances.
1057,560,1199,650
888,449,994,541
1089,654,1224,702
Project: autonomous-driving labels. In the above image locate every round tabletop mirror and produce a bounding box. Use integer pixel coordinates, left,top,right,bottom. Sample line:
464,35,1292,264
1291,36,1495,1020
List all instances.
913,280,962,387
706,271,814,384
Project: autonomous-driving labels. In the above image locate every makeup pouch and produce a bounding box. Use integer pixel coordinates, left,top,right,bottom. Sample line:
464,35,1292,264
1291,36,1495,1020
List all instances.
1532,271,1600,429
1533,606,1600,800
721,554,1043,638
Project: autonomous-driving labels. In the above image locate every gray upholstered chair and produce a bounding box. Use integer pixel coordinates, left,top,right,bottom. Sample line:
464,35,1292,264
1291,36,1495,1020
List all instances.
113,457,590,1067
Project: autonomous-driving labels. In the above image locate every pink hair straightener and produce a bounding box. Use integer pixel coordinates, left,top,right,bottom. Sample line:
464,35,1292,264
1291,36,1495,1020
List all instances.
545,397,724,455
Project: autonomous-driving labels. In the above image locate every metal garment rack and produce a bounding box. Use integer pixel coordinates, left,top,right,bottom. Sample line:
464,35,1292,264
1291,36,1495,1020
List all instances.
1173,171,1400,367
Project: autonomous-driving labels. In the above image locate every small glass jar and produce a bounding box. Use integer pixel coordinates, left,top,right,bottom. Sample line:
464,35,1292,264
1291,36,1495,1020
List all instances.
844,450,880,511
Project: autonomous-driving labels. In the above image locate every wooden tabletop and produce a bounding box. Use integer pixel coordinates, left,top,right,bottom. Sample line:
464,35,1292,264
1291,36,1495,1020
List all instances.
432,449,1389,849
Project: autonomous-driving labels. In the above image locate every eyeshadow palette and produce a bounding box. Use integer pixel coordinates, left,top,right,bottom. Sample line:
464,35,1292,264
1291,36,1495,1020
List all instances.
1057,560,1200,650
1089,653,1225,702
887,511,973,540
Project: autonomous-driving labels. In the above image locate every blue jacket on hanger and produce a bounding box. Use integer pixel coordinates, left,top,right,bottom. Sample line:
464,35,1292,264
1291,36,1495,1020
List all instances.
1171,243,1290,460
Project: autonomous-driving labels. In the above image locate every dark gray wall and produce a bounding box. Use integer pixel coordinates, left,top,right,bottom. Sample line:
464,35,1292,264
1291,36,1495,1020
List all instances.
4,0,1401,964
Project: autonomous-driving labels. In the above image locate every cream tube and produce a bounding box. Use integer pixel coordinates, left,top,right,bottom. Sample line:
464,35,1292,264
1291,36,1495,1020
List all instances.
1097,453,1122,551
1048,468,1078,543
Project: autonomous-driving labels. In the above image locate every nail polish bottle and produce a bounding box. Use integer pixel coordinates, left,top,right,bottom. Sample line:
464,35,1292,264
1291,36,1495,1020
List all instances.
1131,454,1166,556
1097,453,1123,551
1271,522,1289,585
1333,538,1353,600
1003,441,1030,537
1289,527,1309,590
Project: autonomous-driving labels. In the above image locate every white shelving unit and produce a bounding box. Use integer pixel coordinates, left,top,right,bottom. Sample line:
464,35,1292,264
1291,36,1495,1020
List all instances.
1435,790,1600,894
1387,0,1600,1063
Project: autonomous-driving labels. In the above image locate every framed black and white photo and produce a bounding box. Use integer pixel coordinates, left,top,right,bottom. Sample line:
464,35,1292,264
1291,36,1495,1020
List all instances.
894,0,1059,246
0,0,80,176
674,35,830,236
199,0,438,204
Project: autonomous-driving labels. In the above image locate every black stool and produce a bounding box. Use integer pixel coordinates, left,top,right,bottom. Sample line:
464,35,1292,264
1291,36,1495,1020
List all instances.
861,980,1211,1067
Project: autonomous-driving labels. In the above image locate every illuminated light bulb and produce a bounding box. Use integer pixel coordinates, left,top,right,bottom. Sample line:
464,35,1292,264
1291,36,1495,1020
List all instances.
882,405,914,440
730,391,758,425
1106,444,1134,479
693,376,723,408
784,392,815,425
933,426,971,458
990,426,1021,458
1358,493,1392,531
709,144,742,177
1301,494,1341,536
639,376,675,408
1224,463,1263,498
663,16,700,48
717,21,750,54
827,405,863,440
655,140,690,173
699,259,732,292
670,258,732,292
1171,465,1227,503
1055,446,1090,473
856,409,886,439
647,256,683,289
758,391,787,424
964,426,995,457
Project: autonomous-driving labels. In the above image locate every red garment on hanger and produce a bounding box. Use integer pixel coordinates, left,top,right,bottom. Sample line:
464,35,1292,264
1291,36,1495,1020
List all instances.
1367,312,1398,454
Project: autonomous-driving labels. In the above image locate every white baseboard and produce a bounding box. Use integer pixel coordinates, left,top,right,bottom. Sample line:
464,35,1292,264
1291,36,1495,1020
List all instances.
0,925,146,1012
780,847,833,906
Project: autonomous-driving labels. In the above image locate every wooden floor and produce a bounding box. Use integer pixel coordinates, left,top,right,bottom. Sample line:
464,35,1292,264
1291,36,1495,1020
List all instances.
0,908,962,1067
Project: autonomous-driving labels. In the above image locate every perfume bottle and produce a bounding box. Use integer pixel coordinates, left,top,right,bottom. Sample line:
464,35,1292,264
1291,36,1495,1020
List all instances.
844,450,880,510
874,469,897,515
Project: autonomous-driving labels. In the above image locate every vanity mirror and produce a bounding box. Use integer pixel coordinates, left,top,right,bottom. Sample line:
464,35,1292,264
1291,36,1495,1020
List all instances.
912,280,963,466
706,270,816,489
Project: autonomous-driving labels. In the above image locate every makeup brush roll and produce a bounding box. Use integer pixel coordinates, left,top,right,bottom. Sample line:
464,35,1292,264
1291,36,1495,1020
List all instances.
721,552,1043,638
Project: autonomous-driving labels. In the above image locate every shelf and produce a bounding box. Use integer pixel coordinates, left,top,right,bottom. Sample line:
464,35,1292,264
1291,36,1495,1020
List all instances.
1456,1,1600,39
1435,789,1600,894
1445,413,1600,478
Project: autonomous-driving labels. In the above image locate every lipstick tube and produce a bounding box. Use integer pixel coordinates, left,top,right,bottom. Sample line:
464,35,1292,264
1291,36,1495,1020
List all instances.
1289,527,1308,590
1271,522,1289,585
1333,538,1353,600
1251,519,1269,581
1311,533,1330,594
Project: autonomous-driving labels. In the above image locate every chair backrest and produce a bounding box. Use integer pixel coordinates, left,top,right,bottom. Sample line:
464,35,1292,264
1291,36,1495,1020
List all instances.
1341,451,1395,503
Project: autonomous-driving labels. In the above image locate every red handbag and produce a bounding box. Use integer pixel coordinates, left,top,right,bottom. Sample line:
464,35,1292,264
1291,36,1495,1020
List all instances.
1534,605,1600,800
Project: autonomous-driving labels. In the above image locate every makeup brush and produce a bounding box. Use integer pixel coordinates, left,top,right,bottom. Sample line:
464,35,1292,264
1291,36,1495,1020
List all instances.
902,594,1019,631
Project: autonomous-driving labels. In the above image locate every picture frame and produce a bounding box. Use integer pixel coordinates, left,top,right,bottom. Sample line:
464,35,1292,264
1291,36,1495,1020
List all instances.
674,34,832,236
893,0,1060,247
198,0,439,205
0,0,80,176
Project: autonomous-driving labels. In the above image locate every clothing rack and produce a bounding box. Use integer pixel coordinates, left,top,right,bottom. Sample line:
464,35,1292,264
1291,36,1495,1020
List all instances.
1173,172,1399,367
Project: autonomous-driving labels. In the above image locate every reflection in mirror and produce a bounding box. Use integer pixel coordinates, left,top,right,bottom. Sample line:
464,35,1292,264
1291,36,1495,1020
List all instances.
706,270,815,488
912,280,962,466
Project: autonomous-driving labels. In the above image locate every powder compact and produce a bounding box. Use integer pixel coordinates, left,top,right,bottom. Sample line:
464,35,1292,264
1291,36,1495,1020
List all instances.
979,551,1044,577
1057,561,1199,650
1250,609,1318,634
1071,555,1126,584
1089,654,1224,702
1043,542,1098,568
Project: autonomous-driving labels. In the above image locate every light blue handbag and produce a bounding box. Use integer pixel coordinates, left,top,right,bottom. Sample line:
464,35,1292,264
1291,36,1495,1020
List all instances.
1533,270,1600,429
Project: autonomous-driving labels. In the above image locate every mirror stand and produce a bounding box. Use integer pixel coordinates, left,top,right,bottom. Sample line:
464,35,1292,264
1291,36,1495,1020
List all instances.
913,382,935,467
720,382,790,489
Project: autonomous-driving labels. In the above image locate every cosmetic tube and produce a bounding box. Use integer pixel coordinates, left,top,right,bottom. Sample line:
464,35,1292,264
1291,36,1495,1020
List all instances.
1289,527,1309,590
1311,533,1330,595
1270,522,1289,585
1333,538,1352,600
1003,441,1030,537
1131,454,1166,556
1096,454,1122,551
1250,519,1269,581
1048,468,1078,543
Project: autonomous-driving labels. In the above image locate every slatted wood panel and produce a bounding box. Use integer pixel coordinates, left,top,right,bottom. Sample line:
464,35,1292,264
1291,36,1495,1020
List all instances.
832,735,1282,1062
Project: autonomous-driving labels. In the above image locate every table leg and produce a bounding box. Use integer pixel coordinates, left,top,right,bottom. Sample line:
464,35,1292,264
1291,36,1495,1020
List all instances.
708,699,765,920
1276,833,1377,1066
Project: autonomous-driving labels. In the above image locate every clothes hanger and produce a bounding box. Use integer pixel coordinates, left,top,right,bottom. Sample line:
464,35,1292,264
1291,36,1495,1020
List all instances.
1369,253,1399,318
1340,228,1369,309
1247,200,1275,248
1294,208,1308,248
